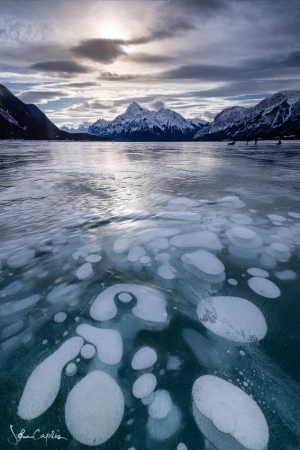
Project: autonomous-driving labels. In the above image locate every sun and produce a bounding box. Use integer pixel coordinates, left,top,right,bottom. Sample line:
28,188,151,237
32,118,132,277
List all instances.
100,22,127,40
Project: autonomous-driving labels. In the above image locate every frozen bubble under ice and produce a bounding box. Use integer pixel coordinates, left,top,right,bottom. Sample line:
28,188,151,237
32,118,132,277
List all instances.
182,250,225,276
197,296,267,343
131,346,157,370
268,214,286,222
128,246,146,262
65,362,77,376
54,312,67,323
81,344,96,359
275,269,297,280
247,268,269,278
192,375,269,450
226,227,263,249
248,277,281,298
113,237,129,253
170,231,223,250
228,279,238,286
7,249,35,268
147,237,169,250
230,214,253,225
156,211,202,221
76,324,122,365
148,389,173,419
157,264,176,280
85,254,102,263
76,262,93,280
65,370,124,446
18,337,84,420
288,211,300,219
90,284,167,323
118,292,133,303
132,373,157,399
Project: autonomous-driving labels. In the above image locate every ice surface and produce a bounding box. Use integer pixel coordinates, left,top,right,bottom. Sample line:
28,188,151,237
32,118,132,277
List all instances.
76,324,122,365
113,237,130,253
53,312,67,323
7,249,35,268
0,294,41,317
157,264,176,279
76,262,93,280
170,231,223,250
18,337,84,420
230,214,253,225
132,373,157,398
131,346,157,370
248,277,281,298
247,268,269,278
197,296,267,343
182,250,225,275
90,284,167,323
226,227,263,248
65,362,77,376
65,370,124,446
81,344,96,359
128,245,146,262
168,197,198,208
156,211,202,221
275,269,297,280
148,389,173,418
192,375,269,450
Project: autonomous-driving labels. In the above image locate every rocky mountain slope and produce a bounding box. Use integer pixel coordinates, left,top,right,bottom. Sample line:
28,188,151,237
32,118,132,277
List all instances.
194,91,300,141
0,84,111,141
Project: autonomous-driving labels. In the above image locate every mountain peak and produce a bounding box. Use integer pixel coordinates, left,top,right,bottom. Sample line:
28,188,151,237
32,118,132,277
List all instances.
125,102,143,113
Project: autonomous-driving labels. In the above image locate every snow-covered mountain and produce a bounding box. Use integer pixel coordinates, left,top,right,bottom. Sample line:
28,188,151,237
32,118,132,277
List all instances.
88,102,206,141
194,91,300,141
61,123,90,134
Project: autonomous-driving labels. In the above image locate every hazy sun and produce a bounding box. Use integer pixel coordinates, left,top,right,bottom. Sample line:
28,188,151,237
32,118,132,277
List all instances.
100,22,127,40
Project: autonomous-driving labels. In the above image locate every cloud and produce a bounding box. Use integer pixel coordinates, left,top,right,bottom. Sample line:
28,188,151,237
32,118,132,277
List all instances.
30,60,91,74
17,89,69,104
172,0,226,14
71,38,126,63
99,71,142,81
160,64,250,81
128,19,194,45
127,52,174,64
149,100,166,110
65,81,98,88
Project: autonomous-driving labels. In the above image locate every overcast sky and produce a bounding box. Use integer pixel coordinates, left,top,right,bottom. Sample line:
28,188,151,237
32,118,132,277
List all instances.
1,0,300,127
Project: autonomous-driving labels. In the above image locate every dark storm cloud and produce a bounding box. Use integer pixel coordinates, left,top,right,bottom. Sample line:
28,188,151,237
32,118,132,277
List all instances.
172,0,226,13
71,38,126,63
18,90,69,104
30,60,90,74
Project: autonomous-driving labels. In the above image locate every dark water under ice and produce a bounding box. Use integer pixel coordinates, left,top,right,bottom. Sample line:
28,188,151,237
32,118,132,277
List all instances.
0,140,300,450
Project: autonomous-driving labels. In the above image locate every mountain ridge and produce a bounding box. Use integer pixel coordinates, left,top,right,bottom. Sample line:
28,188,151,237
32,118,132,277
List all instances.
0,84,111,141
88,102,206,141
194,90,300,141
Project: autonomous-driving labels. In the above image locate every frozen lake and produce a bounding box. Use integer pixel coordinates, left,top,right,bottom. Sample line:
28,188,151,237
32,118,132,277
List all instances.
0,140,300,450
